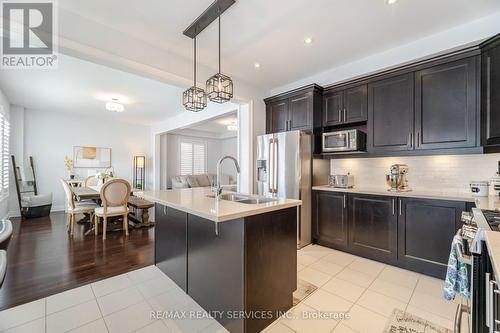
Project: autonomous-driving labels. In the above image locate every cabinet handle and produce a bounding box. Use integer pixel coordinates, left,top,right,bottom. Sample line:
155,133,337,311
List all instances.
338,109,342,122
392,199,395,215
399,199,402,216
343,108,347,122
417,132,420,147
343,194,346,209
408,133,413,148
163,205,166,215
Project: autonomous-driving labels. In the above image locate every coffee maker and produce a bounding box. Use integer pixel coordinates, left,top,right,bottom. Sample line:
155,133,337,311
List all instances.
386,164,411,192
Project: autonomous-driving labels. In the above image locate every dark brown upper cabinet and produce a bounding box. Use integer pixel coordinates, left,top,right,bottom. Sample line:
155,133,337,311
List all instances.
481,37,500,147
368,73,414,152
414,57,478,150
264,84,323,134
323,85,367,127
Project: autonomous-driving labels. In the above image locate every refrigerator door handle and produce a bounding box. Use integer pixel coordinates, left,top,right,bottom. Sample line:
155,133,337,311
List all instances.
268,138,274,193
273,139,279,193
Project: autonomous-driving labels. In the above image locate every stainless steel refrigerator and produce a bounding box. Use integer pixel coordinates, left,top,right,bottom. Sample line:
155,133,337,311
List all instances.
256,130,311,249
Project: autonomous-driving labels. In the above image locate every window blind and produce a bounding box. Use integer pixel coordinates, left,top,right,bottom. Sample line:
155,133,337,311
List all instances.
0,114,9,197
179,140,206,176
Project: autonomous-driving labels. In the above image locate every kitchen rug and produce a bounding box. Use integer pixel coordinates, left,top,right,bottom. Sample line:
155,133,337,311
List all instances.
293,279,317,306
384,309,452,333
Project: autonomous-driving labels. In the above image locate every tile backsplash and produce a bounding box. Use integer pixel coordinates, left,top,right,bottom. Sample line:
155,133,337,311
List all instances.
330,153,500,195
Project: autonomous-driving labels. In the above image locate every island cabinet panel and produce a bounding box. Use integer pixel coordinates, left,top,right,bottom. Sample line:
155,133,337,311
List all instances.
312,191,348,250
398,198,465,278
348,194,398,264
154,204,187,292
367,73,414,152
187,216,246,333
414,57,478,150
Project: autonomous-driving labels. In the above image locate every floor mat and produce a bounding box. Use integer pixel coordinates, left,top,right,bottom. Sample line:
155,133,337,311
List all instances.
384,309,452,333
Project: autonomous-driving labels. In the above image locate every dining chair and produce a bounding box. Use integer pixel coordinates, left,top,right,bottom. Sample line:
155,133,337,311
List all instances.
59,178,99,236
84,175,99,187
94,179,131,240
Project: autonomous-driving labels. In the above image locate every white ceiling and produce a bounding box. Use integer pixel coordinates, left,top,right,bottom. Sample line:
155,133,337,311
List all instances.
172,112,238,138
57,0,500,91
0,54,231,124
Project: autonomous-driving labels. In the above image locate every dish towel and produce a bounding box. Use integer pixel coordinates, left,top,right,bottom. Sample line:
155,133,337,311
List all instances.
443,235,470,300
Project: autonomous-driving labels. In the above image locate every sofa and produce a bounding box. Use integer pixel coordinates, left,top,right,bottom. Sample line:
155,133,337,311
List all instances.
171,173,236,191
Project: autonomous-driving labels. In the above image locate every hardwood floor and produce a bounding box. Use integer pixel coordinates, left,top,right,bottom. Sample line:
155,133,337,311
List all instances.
0,211,154,311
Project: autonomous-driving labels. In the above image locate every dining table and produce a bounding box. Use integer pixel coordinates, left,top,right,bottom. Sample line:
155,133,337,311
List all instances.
71,185,101,201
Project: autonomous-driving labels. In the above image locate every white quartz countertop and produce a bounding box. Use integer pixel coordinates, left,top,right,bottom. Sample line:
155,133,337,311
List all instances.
134,188,301,223
312,185,500,210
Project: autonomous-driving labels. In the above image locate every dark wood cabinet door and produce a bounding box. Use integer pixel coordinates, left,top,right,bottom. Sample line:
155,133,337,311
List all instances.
415,57,478,149
344,85,368,124
368,73,414,152
154,204,187,292
398,198,465,278
289,93,312,131
348,194,397,263
313,191,348,250
268,100,288,133
323,90,343,126
482,44,500,146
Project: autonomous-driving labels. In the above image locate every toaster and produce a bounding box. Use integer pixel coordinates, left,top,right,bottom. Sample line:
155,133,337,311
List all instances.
328,174,354,188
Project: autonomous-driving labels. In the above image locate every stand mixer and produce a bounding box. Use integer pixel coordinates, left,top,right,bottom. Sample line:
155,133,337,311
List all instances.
386,164,411,192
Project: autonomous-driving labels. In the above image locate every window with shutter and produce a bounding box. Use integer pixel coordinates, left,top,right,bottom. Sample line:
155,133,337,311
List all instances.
179,139,207,176
0,113,9,198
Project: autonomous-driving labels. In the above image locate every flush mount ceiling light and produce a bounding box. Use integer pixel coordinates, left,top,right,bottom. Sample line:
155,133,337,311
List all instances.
206,16,233,103
183,36,207,112
304,37,313,44
105,98,125,112
182,0,236,111
385,0,400,4
254,62,261,69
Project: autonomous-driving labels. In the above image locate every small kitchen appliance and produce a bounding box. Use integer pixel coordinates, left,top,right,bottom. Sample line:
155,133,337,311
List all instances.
328,174,354,188
469,181,489,197
322,129,366,153
386,164,411,192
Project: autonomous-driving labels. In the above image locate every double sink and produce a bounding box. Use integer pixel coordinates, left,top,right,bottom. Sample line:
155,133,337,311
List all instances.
207,192,278,205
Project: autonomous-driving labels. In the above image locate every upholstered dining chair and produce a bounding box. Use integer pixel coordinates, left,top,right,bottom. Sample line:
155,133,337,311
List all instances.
94,179,131,240
59,178,99,236
84,175,99,187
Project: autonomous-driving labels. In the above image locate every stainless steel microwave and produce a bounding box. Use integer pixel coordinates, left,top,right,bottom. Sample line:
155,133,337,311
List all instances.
322,129,366,153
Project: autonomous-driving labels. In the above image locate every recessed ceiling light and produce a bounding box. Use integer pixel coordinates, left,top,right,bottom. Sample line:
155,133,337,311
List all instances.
105,98,125,112
385,0,399,5
254,62,261,69
304,37,313,44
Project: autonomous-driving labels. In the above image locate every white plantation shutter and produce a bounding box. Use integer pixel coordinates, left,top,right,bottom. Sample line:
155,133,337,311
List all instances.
0,113,9,197
179,140,206,175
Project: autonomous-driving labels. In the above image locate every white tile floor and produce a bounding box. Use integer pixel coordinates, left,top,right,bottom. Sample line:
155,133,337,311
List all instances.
0,245,467,333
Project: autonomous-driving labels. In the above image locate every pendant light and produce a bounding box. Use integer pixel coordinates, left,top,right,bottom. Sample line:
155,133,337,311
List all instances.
206,16,233,103
183,36,207,112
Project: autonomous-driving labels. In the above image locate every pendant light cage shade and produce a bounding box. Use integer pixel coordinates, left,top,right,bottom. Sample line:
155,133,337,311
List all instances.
183,86,207,112
206,73,233,103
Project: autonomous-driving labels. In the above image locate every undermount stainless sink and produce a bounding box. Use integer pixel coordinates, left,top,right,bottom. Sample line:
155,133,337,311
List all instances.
206,192,278,204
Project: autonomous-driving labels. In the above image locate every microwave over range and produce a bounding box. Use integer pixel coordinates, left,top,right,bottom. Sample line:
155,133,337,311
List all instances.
322,129,366,153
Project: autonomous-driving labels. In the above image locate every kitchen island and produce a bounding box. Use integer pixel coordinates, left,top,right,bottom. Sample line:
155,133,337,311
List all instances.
135,188,301,333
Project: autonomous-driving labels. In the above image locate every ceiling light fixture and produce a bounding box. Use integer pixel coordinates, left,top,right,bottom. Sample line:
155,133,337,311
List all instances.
183,36,207,112
105,98,125,112
385,0,399,5
254,62,261,69
206,15,233,103
304,37,313,44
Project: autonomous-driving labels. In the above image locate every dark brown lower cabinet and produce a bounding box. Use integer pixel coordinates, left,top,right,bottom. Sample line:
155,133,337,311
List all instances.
313,191,348,250
398,198,465,278
348,194,398,264
312,191,469,278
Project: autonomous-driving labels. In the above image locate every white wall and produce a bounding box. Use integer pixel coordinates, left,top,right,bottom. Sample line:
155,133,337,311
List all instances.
270,12,500,96
0,88,10,219
330,154,500,195
9,109,152,215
